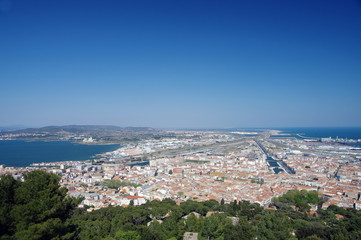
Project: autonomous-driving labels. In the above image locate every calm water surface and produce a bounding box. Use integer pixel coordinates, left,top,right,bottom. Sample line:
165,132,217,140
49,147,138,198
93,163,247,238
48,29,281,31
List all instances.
275,127,361,139
0,140,119,167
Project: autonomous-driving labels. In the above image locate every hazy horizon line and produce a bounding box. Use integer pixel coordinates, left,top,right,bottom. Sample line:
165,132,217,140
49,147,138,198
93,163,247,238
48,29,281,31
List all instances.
1,124,361,131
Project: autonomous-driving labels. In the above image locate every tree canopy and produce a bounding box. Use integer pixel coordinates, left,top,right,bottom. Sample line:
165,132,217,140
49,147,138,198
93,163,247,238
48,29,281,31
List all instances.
272,189,322,212
0,170,82,240
96,180,141,189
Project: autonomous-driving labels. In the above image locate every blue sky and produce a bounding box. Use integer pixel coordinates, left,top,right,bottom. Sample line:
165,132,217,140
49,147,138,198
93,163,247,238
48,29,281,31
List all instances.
0,0,360,128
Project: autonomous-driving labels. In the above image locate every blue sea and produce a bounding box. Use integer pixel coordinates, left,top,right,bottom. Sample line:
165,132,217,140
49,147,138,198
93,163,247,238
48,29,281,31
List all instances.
275,127,361,139
0,140,120,167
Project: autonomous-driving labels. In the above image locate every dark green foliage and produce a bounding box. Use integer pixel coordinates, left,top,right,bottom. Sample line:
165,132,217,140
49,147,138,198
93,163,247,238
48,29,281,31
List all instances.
296,221,328,239
97,180,141,189
180,200,210,216
0,174,20,237
201,213,229,239
230,200,264,220
255,211,293,240
272,189,321,212
0,170,82,240
102,230,141,240
224,217,256,240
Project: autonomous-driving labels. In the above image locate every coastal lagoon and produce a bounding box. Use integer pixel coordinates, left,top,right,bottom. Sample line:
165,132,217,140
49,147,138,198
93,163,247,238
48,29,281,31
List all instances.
0,140,120,167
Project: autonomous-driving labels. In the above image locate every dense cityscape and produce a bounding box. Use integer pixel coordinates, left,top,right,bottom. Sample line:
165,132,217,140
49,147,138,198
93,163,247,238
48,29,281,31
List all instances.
1,128,361,212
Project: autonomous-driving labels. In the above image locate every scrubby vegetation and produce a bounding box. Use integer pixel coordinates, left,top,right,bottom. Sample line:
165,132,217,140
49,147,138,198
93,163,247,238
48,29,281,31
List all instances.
272,189,324,212
96,179,141,189
1,170,361,240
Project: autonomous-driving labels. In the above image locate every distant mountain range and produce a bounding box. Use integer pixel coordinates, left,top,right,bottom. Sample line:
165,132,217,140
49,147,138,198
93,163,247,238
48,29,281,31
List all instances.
0,125,175,143
5,125,156,134
0,125,30,131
